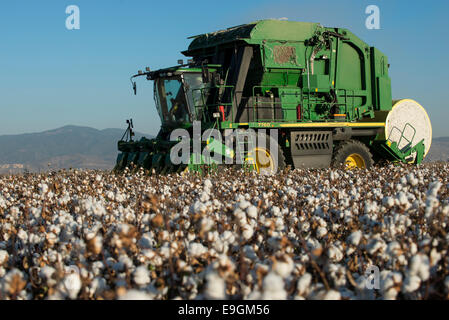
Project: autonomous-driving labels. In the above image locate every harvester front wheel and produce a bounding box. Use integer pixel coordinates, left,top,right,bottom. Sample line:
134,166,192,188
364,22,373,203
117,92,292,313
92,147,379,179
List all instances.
247,133,286,175
332,140,373,169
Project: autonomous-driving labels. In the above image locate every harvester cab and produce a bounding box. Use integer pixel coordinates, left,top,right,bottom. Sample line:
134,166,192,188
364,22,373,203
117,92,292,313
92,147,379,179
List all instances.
115,20,432,174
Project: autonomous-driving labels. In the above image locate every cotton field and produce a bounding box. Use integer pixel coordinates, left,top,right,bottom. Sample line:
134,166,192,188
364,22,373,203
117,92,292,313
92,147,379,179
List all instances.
0,163,448,300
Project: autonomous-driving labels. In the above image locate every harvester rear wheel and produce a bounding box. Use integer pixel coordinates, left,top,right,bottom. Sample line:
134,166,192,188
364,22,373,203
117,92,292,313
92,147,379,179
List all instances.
332,140,373,169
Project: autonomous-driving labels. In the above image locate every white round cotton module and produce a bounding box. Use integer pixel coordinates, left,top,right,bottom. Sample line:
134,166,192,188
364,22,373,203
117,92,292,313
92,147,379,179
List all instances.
385,99,432,158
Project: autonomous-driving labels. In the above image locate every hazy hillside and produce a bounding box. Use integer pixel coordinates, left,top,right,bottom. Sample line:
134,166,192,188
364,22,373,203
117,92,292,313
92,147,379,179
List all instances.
0,126,151,173
425,137,449,163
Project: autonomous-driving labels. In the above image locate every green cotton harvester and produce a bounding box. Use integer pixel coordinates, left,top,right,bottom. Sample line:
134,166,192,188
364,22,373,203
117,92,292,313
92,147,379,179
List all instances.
115,20,432,174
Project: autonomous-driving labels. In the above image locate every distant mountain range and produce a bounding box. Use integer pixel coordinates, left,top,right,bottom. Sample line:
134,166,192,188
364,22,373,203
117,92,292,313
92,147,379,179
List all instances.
0,126,151,173
0,126,447,174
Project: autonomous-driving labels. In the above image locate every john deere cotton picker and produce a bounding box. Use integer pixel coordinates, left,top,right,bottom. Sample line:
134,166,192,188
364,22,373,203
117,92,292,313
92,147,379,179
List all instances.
115,20,432,174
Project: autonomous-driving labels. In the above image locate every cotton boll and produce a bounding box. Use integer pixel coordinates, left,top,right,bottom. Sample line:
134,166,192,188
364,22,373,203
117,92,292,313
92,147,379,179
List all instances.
316,226,327,239
200,217,214,233
40,266,57,287
60,272,82,299
328,245,344,263
133,266,150,286
366,238,386,255
200,191,210,202
402,275,421,293
429,248,442,268
271,206,281,217
262,272,286,300
188,242,207,257
409,254,430,281
323,290,341,300
347,230,362,246
272,254,294,279
204,272,226,299
247,205,258,219
382,196,395,208
386,241,402,257
1,269,26,294
380,271,402,300
242,225,254,240
297,273,312,296
0,250,8,266
39,183,49,195
203,179,213,193
90,277,108,296
17,229,28,243
119,290,154,300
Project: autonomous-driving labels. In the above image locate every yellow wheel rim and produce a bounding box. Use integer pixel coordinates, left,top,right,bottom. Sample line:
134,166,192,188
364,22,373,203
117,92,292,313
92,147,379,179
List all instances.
345,153,366,169
247,147,275,174
180,165,189,176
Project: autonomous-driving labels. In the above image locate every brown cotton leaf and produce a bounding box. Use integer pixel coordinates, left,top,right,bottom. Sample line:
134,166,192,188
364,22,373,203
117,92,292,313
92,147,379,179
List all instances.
151,214,164,228
311,247,323,257
9,274,26,295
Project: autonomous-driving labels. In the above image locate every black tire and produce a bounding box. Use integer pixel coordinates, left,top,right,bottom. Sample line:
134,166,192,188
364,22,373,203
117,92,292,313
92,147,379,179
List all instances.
332,139,374,169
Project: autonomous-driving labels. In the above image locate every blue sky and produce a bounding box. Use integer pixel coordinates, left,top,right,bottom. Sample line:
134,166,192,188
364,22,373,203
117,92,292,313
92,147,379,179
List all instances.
0,0,448,137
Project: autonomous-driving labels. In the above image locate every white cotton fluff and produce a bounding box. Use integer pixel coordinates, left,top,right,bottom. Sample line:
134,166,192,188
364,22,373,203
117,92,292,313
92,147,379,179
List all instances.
380,271,402,300
200,191,210,202
193,200,207,214
316,226,327,239
273,255,294,279
188,242,207,257
39,183,49,195
271,206,281,217
204,272,226,299
426,181,442,198
60,272,82,299
204,179,213,190
40,266,57,286
382,196,395,208
242,225,254,240
90,277,108,296
328,245,344,262
347,230,362,246
17,229,28,242
386,241,401,257
246,205,258,219
366,238,385,255
200,217,214,233
397,192,410,207
297,273,312,296
119,290,153,300
106,191,115,201
0,250,8,265
238,200,251,210
323,290,341,300
262,272,286,300
402,275,421,293
408,254,430,281
131,266,149,287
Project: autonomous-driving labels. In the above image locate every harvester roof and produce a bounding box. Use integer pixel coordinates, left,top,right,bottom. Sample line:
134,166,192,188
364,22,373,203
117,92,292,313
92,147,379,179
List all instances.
183,20,321,55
